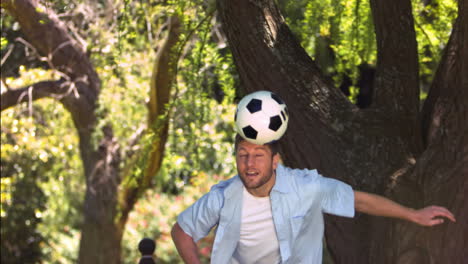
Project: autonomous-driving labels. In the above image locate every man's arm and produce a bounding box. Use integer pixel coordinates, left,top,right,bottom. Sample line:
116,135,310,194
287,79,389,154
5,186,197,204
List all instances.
171,222,202,264
354,191,456,226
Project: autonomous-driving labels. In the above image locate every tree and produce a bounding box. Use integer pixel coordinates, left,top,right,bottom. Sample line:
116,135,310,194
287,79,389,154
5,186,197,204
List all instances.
217,0,466,263
1,0,181,262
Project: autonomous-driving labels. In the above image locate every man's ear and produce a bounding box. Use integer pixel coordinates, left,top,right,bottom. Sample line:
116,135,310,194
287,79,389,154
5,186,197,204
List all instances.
272,153,280,169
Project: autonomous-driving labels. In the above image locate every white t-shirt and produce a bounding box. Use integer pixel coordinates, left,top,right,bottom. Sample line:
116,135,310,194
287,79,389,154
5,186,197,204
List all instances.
231,187,281,264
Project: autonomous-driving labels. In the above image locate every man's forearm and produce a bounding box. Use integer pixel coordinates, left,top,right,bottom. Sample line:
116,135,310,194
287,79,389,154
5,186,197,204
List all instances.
171,222,202,264
354,191,416,221
354,191,456,226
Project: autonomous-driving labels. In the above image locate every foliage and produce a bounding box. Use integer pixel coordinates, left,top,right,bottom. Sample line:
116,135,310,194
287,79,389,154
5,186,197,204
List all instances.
411,0,457,99
108,0,236,193
1,160,46,263
158,40,237,192
1,67,83,263
279,0,457,103
280,0,376,102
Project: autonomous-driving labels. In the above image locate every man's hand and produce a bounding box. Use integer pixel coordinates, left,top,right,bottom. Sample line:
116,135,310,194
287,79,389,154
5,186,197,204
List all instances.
411,206,456,226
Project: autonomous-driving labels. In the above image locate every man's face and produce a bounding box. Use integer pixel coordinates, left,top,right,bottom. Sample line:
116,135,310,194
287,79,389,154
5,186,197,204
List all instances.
235,140,279,197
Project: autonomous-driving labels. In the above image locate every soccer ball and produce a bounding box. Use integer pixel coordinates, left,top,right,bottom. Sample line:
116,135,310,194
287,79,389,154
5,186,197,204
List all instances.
235,90,289,145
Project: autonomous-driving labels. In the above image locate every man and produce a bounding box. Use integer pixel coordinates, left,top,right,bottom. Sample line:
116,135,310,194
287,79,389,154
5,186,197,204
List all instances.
171,135,456,264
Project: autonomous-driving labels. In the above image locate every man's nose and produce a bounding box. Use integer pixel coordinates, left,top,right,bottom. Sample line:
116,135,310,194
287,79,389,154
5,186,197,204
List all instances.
247,155,256,167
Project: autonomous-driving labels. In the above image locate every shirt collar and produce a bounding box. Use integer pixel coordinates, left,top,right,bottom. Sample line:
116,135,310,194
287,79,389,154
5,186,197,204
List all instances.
272,164,291,194
224,176,244,199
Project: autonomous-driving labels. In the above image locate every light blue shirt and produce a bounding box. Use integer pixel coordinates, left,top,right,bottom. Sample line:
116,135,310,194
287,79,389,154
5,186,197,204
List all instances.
177,164,355,263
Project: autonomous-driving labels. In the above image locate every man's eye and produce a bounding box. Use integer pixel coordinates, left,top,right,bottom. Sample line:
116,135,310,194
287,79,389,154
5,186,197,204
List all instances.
255,154,264,157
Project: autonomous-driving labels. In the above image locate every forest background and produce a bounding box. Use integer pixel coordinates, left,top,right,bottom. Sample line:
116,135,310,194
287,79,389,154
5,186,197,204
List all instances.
0,0,463,263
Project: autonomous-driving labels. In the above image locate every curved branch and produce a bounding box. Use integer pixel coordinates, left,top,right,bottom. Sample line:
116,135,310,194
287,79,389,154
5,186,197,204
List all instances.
217,0,354,122
117,15,182,233
1,79,67,111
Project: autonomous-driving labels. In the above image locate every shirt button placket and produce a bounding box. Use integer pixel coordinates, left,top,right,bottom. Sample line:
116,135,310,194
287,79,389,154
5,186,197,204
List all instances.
271,193,290,261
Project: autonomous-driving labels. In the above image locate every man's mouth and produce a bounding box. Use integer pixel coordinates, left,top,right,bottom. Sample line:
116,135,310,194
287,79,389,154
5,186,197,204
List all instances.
245,171,259,177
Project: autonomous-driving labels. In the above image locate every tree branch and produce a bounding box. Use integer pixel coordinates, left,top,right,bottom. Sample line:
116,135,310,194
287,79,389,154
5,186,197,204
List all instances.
217,0,363,172
1,79,67,111
117,15,182,233
370,0,420,119
2,0,100,94
217,0,354,122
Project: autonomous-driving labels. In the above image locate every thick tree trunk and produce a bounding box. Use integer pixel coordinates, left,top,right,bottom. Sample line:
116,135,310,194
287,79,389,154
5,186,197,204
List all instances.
379,1,468,262
79,127,122,264
217,0,467,263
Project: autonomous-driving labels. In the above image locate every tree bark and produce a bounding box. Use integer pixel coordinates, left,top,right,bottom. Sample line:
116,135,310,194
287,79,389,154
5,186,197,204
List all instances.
217,0,467,263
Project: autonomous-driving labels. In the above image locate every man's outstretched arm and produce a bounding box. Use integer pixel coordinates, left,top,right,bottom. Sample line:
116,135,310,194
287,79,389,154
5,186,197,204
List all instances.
171,222,202,264
354,191,456,226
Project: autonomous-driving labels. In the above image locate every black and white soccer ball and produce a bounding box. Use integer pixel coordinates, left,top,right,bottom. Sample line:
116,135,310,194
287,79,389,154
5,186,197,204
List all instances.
235,90,289,145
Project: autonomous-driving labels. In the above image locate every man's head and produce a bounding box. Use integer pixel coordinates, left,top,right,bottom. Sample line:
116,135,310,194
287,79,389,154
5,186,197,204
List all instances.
234,134,280,197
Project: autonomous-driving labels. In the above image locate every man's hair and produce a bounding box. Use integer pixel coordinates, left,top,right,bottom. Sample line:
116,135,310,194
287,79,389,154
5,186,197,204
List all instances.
234,134,280,156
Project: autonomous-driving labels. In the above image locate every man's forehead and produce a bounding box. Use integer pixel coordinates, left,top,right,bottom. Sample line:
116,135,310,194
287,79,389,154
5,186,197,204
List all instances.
237,141,270,152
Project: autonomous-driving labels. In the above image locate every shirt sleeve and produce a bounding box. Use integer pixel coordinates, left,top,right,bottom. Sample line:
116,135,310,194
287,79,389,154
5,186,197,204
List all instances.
177,189,224,242
318,176,355,218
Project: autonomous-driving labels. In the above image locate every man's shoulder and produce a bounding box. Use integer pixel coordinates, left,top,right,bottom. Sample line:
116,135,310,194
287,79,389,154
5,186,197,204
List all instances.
276,165,329,196
209,175,243,197
278,165,321,182
181,177,240,215
210,175,238,189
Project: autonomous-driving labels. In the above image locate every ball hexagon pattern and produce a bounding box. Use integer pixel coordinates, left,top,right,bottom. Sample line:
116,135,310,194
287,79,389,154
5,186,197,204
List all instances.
235,90,289,145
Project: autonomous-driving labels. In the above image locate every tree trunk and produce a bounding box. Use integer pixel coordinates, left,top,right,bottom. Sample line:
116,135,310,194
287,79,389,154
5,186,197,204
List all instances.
217,0,467,263
378,1,468,262
79,127,122,264
2,1,122,262
2,1,182,262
